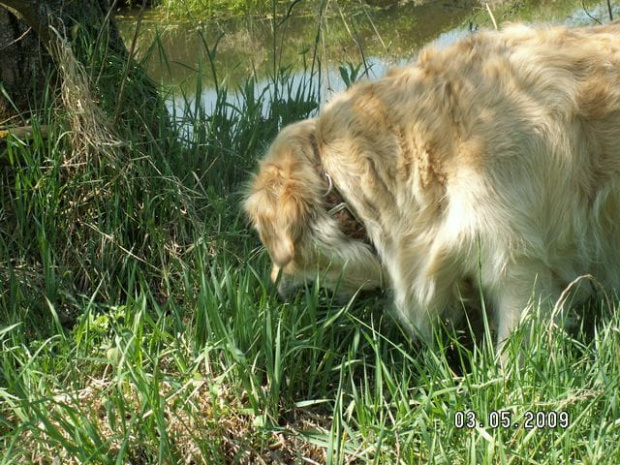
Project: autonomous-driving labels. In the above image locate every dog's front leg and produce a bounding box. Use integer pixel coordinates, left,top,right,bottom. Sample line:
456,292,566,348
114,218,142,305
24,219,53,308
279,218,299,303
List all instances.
490,259,563,358
389,253,462,345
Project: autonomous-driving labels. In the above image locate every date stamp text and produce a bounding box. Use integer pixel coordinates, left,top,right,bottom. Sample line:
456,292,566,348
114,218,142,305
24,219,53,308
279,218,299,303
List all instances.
454,410,570,430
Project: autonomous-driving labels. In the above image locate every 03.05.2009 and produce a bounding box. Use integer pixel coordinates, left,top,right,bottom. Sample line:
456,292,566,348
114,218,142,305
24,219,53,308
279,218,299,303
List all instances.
454,410,570,430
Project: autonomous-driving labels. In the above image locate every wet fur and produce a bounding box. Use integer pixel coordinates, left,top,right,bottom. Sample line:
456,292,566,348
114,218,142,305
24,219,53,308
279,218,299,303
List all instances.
245,23,620,346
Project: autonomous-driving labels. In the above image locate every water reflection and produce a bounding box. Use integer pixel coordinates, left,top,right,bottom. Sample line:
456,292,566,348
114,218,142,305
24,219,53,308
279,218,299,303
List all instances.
119,3,472,87
118,0,618,124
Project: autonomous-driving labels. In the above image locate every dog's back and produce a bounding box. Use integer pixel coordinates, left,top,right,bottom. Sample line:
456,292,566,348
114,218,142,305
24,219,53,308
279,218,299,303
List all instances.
317,23,620,341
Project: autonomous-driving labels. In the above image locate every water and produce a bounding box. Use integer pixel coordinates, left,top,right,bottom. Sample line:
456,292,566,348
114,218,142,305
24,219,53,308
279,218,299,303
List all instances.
118,0,619,125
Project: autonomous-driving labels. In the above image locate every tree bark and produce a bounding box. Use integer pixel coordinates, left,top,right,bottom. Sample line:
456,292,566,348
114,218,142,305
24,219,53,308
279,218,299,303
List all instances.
0,0,163,133
0,0,128,59
0,7,54,122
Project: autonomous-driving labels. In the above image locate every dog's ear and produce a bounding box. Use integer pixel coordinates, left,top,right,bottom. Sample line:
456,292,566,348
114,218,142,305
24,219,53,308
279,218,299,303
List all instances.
244,157,315,268
245,120,320,266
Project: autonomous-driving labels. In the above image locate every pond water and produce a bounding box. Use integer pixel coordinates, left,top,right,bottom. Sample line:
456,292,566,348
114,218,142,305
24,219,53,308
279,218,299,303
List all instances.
118,0,620,125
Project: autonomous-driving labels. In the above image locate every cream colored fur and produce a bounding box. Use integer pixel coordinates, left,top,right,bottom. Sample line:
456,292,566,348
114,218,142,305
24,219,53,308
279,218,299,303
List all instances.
245,22,620,347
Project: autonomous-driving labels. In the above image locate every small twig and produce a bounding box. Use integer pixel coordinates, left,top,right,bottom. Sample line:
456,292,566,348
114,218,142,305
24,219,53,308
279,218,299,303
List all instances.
95,0,120,86
113,0,147,126
0,26,32,52
197,31,224,95
338,7,370,78
277,0,303,27
0,125,50,140
582,0,602,25
550,274,610,326
363,5,387,51
485,3,498,30
81,221,160,272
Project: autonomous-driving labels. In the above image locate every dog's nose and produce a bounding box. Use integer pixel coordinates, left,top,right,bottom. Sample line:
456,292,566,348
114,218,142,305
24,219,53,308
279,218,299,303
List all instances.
270,265,302,300
276,278,303,301
265,279,295,299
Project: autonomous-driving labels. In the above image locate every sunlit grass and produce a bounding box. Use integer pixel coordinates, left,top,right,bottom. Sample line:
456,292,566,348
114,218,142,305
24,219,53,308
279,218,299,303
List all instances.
3,257,620,463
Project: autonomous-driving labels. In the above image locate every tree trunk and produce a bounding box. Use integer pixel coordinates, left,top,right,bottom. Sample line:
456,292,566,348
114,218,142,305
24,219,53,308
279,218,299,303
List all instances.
0,0,163,134
0,0,129,63
0,7,54,122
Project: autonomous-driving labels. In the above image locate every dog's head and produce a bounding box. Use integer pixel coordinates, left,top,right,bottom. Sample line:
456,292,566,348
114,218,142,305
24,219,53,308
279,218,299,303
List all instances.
244,119,385,300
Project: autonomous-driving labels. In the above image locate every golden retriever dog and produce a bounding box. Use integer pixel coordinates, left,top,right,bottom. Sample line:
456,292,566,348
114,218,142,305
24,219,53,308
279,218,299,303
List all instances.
244,22,620,348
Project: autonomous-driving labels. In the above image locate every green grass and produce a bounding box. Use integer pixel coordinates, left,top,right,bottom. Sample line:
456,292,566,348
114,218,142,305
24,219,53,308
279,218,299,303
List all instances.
156,0,384,20
2,4,620,464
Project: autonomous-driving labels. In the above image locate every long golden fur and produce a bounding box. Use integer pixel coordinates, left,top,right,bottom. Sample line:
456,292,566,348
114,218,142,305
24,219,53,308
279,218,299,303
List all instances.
245,22,620,347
